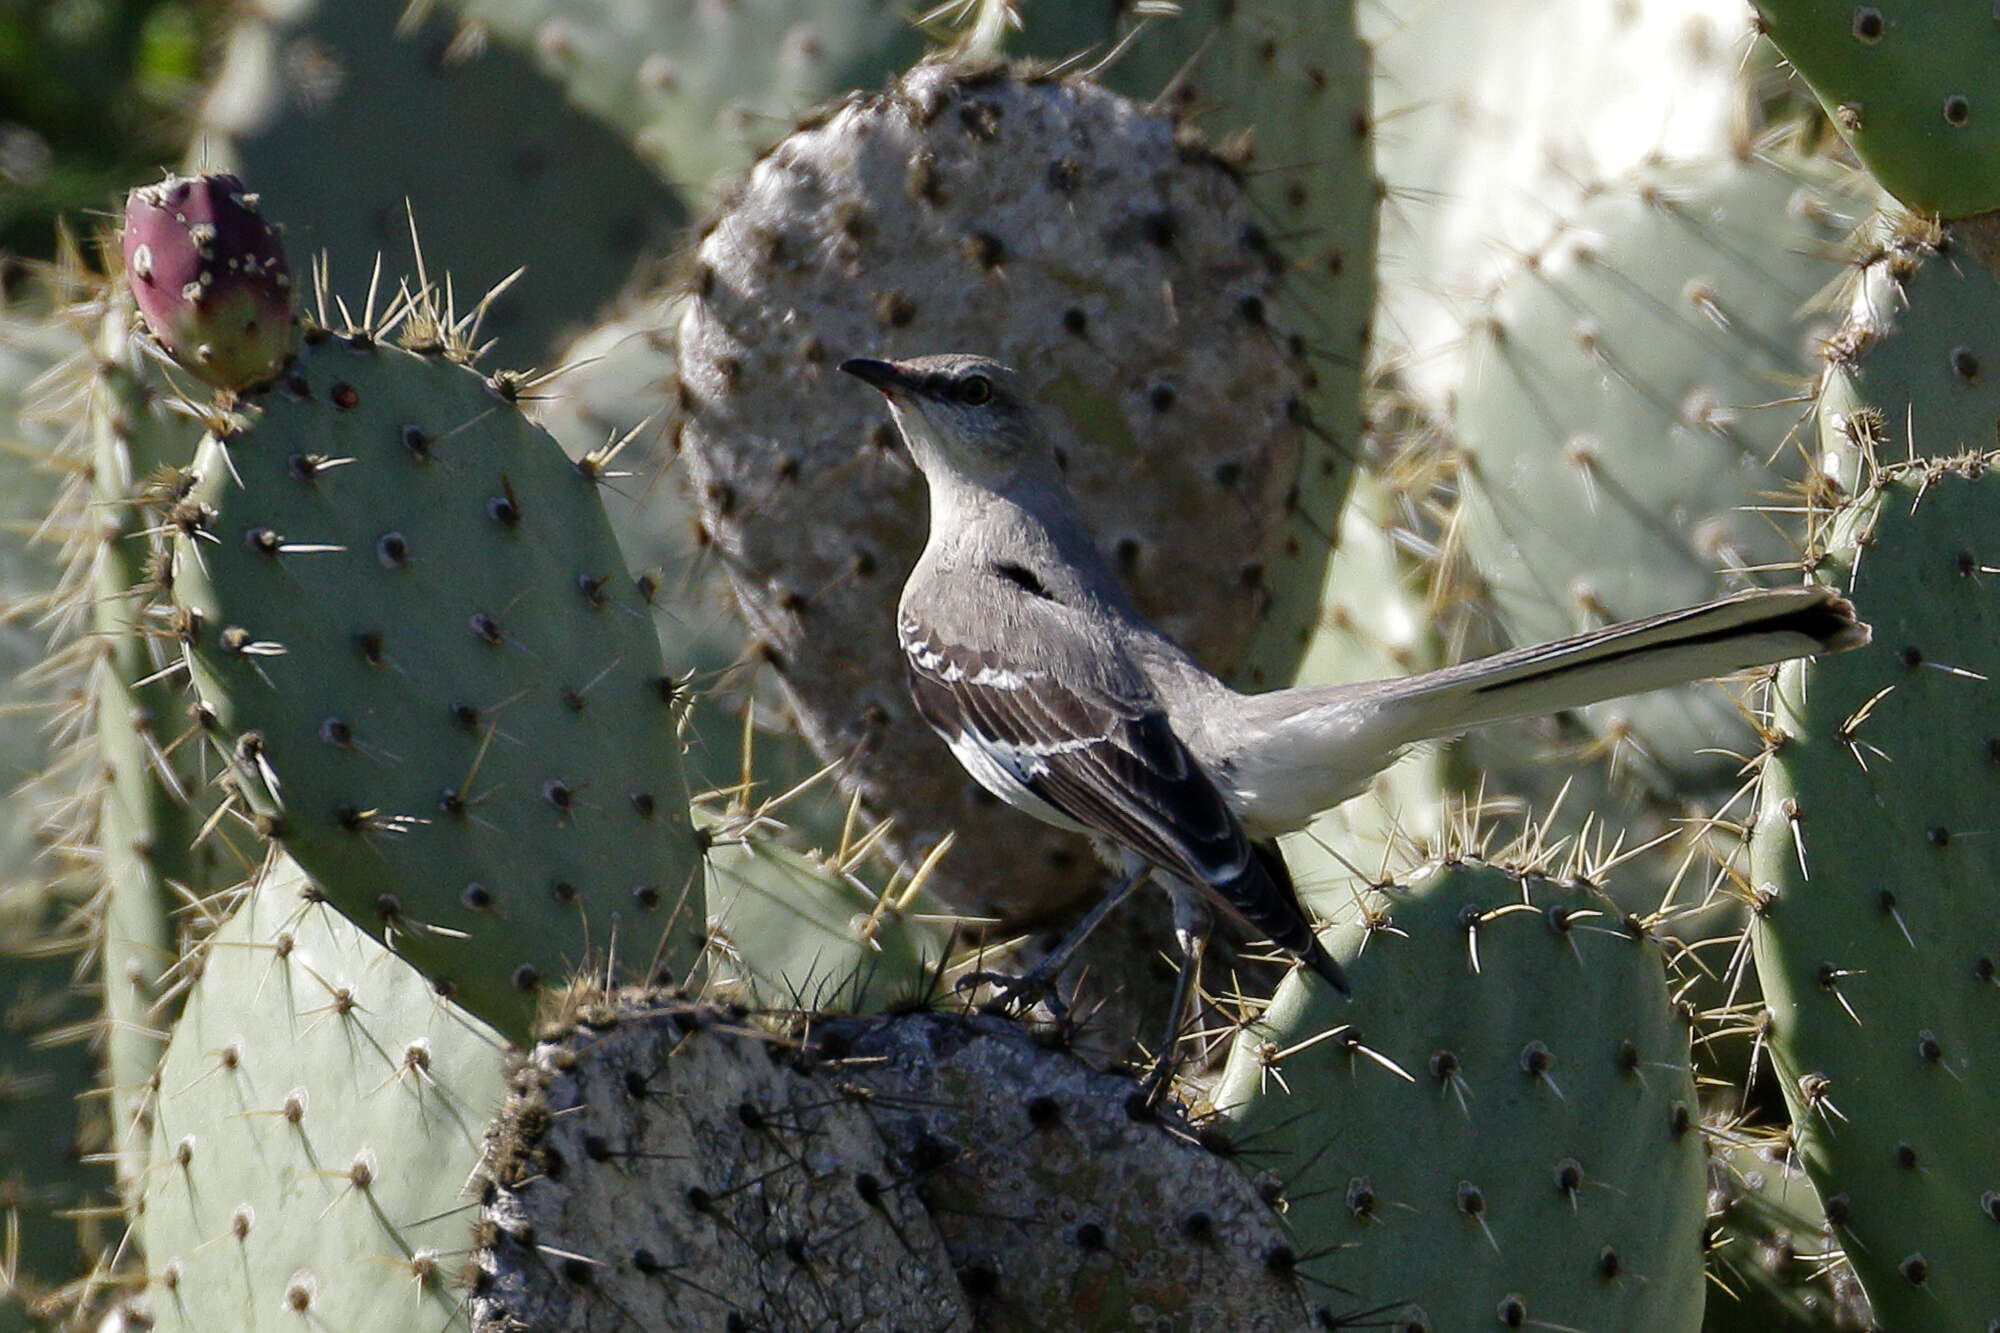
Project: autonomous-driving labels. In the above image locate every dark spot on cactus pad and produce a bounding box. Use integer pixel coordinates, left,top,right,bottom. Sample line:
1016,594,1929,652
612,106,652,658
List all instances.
1898,1253,1929,1285
354,631,384,666
318,717,352,748
1953,347,1981,381
1024,1094,1060,1129
1945,96,1971,127
332,382,359,410
541,779,574,810
874,292,917,327
1263,1245,1296,1277
376,532,408,567
1899,645,1923,669
631,885,660,910
487,493,520,526
630,792,655,818
631,1248,661,1274
461,884,492,911
1928,826,1952,847
1671,1103,1693,1137
401,424,430,459
1597,1246,1620,1279
470,612,503,644
511,965,541,992
1061,307,1088,336
1073,1222,1107,1251
964,231,1005,268
1895,1142,1918,1168
1851,7,1883,41
551,881,578,905
1497,1294,1526,1328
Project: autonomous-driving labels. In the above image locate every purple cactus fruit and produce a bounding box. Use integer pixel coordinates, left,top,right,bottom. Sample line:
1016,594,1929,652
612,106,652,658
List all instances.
121,173,297,390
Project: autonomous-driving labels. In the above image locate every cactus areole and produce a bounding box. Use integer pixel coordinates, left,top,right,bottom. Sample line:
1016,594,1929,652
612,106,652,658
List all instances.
121,173,298,390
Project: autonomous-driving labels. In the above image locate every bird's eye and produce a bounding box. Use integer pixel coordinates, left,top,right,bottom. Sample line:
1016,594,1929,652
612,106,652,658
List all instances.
958,375,993,406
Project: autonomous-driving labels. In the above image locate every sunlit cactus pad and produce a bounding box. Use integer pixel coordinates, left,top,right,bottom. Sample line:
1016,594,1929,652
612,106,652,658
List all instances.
1216,856,1708,1331
171,333,702,1040
1752,456,2000,1330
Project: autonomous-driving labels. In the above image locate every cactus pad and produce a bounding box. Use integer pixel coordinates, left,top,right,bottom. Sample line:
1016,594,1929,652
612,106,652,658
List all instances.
1750,2,2000,218
1751,456,2000,1329
170,333,703,1040
140,859,507,1331
1215,856,1709,1330
476,1000,1311,1331
1458,146,1867,791
1817,215,2000,489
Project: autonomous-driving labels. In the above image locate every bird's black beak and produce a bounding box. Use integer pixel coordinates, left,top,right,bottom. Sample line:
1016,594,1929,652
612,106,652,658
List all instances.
840,357,918,398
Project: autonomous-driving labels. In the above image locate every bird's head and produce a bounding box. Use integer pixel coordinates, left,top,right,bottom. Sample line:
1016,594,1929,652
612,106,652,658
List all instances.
840,353,1053,490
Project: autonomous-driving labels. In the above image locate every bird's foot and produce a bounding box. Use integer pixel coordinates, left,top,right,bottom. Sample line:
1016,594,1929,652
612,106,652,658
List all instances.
1136,1043,1186,1110
954,968,1066,1021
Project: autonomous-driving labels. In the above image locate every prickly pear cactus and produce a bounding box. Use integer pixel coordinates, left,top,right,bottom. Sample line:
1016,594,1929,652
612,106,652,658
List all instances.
1458,143,1868,791
121,173,297,391
679,61,1313,922
1214,856,1709,1330
1751,1,2000,218
140,858,508,1332
444,0,926,200
475,998,1312,1332
1751,456,2000,1330
167,330,704,1040
1817,215,2000,490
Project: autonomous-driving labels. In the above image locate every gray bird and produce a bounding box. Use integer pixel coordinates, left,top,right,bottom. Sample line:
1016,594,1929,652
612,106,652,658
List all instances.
842,352,1868,1093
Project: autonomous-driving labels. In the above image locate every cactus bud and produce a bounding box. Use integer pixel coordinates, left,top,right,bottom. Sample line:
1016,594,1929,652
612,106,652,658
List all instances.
122,173,297,390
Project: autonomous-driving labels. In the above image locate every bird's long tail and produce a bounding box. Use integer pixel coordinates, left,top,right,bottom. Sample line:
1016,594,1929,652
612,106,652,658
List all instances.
1376,585,1868,741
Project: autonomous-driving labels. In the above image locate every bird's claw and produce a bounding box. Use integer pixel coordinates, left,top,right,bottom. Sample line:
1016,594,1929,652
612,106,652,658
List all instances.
954,969,1065,1020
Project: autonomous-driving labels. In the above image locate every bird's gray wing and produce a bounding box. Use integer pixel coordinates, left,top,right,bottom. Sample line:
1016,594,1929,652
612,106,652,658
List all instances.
898,599,1326,966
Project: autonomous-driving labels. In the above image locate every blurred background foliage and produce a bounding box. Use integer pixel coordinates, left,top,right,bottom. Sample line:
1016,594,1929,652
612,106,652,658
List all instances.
0,0,225,274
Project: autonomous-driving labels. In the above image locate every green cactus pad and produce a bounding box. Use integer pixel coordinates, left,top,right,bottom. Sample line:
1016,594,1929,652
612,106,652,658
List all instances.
1459,145,1869,791
1214,857,1708,1331
532,295,845,844
1010,0,1376,689
1751,457,2000,1330
140,858,507,1332
444,0,926,202
1817,215,2000,489
170,333,703,1040
195,0,685,363
1750,2,2000,218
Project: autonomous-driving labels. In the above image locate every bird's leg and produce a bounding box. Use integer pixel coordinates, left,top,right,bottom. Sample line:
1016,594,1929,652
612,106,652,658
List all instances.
957,865,1151,1017
1140,884,1214,1106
